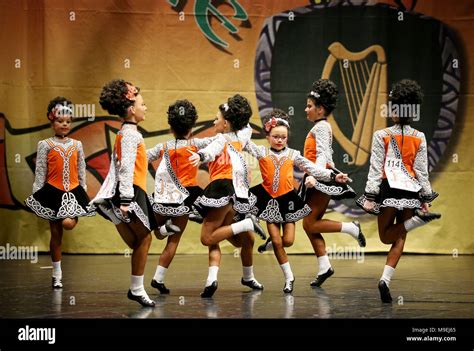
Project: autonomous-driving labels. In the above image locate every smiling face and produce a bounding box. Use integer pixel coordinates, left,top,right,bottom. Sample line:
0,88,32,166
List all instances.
128,94,147,123
267,125,288,151
52,115,72,137
305,98,325,122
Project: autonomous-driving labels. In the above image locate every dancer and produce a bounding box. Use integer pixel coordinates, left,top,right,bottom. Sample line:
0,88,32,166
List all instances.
90,79,157,307
25,96,94,289
146,99,214,294
189,94,266,298
300,78,366,288
356,79,441,303
245,108,349,293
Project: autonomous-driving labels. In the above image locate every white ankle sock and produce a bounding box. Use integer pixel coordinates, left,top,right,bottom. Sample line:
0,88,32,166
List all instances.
403,216,426,232
130,275,145,294
153,265,168,283
242,266,254,281
317,255,331,275
206,266,219,286
340,222,359,239
231,218,253,235
380,265,395,287
280,262,294,281
52,261,62,278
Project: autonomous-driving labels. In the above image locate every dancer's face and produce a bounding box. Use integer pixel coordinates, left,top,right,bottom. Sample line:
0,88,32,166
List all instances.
213,111,230,133
267,125,288,151
52,115,72,137
305,98,325,122
129,94,147,123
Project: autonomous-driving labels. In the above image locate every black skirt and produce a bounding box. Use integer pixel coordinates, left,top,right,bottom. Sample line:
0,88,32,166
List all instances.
25,183,95,221
151,186,203,217
94,184,157,231
249,184,311,223
356,179,421,215
194,179,256,217
298,174,356,201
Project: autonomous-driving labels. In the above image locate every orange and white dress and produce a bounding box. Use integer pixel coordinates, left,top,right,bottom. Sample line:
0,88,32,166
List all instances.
25,137,94,220
146,137,215,216
193,126,256,216
356,124,438,214
90,122,156,231
300,118,355,200
245,142,332,223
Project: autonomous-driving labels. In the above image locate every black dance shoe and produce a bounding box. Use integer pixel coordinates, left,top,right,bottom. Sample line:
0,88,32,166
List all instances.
310,267,334,287
52,276,63,289
241,278,264,290
200,281,218,298
258,238,272,253
164,219,181,234
246,214,267,240
353,221,366,247
414,210,441,223
283,279,295,293
378,280,393,303
189,211,204,224
151,279,170,294
127,289,156,307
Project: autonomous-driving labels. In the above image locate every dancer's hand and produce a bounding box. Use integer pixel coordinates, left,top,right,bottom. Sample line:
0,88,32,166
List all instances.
421,202,429,213
188,150,201,167
120,205,130,220
363,200,375,211
335,173,349,184
305,176,316,188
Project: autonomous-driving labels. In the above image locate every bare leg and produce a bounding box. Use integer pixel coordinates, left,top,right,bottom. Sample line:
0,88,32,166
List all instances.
49,221,63,262
268,223,287,265
303,191,331,257
131,233,152,276
62,217,77,230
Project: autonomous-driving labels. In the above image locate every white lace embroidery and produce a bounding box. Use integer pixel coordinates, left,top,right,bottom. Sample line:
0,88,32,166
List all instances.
51,141,77,192
412,132,432,196
25,195,56,220
285,205,311,222
311,120,335,170
365,130,386,195
293,150,331,182
269,154,288,194
259,199,284,222
56,192,88,217
77,141,87,191
243,140,266,160
152,203,191,216
313,181,354,196
129,201,151,231
195,194,231,208
382,198,421,209
32,140,50,193
118,125,142,200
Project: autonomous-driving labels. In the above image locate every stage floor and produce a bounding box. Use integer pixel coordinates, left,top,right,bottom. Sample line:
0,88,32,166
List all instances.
1,254,472,319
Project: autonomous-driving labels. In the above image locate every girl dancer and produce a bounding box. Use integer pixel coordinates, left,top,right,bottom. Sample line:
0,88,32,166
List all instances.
146,99,215,294
245,108,349,293
300,79,366,288
356,79,441,303
91,79,157,307
189,94,266,298
25,97,94,289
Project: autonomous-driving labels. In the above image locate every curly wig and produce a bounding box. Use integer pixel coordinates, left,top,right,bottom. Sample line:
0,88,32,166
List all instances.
219,94,252,131
307,79,338,116
99,79,140,118
167,99,198,138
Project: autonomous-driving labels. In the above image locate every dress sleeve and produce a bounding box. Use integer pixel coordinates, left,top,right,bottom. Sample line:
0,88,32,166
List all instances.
146,143,163,162
413,132,433,199
32,140,49,193
77,141,87,191
243,140,266,160
293,150,332,182
197,134,227,163
314,123,331,170
364,131,385,196
118,132,139,204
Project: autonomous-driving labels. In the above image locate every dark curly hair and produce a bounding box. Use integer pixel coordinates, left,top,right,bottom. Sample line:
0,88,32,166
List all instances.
219,94,252,131
262,108,290,134
389,79,423,124
307,79,338,116
99,79,140,118
167,99,198,138
47,96,73,121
